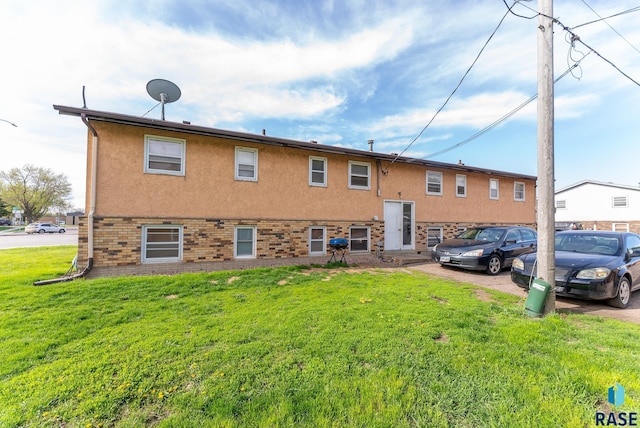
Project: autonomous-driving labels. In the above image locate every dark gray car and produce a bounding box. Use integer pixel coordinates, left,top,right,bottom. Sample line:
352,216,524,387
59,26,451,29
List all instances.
432,226,538,275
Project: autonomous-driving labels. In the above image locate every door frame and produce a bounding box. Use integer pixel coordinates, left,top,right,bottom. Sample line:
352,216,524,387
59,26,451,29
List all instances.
383,200,415,251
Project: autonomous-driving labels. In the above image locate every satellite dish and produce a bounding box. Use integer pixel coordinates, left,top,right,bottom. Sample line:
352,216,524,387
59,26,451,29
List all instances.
146,79,181,120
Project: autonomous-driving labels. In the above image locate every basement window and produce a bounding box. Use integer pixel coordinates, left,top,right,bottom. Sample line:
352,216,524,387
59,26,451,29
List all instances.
235,226,257,258
142,225,183,263
350,227,370,252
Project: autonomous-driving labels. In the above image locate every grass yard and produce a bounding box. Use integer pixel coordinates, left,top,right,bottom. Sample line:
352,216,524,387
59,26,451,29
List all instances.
1,246,639,427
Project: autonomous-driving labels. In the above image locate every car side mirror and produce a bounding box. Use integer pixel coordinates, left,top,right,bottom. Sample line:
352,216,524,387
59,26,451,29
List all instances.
629,248,640,259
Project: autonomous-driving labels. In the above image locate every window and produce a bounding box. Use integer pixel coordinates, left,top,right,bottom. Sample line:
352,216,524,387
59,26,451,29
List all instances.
235,226,257,258
142,225,183,263
556,200,566,209
309,157,327,187
514,182,525,201
613,223,629,232
626,234,640,253
144,135,185,175
309,226,326,255
520,228,537,241
426,171,443,195
349,227,369,252
489,178,499,200
427,227,443,249
456,175,467,197
235,147,258,181
613,196,628,208
348,161,370,190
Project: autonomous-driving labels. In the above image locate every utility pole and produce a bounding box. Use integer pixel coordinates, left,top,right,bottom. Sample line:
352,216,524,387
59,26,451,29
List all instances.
537,0,556,314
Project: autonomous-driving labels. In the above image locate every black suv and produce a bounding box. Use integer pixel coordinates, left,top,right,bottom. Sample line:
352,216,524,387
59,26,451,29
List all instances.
0,219,11,226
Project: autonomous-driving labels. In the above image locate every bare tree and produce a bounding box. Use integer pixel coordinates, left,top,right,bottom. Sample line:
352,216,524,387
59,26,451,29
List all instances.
0,165,72,224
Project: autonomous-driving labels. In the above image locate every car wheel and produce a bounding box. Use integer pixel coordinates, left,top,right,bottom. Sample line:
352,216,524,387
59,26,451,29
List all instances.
38,229,45,234
608,277,631,309
486,254,502,275
59,229,65,233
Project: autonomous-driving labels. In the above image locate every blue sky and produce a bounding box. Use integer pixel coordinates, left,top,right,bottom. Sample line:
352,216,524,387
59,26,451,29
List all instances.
1,0,639,208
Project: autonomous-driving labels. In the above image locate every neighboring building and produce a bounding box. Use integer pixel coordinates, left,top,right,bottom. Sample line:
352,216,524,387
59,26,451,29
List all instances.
54,105,536,277
555,180,640,233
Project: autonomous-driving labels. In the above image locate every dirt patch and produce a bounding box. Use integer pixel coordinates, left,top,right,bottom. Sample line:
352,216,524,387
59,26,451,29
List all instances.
409,262,640,325
227,276,240,284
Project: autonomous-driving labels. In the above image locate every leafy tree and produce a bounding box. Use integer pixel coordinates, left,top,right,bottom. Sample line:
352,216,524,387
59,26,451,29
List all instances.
0,196,10,218
0,165,72,224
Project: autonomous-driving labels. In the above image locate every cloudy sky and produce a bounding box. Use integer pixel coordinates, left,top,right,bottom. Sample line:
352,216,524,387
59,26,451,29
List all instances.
1,0,639,209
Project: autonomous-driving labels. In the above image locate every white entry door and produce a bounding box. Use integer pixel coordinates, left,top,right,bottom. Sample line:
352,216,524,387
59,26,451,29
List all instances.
384,201,414,251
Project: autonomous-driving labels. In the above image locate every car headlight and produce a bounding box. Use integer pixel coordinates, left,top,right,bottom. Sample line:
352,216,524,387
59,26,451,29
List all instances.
512,258,525,270
576,268,610,280
462,249,484,257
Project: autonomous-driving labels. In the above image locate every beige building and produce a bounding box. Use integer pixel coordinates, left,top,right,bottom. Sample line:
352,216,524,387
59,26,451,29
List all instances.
55,105,536,277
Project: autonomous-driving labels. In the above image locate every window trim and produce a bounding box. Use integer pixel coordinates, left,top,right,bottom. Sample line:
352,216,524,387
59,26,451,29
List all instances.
426,171,443,195
309,156,327,187
235,147,258,182
348,161,371,190
309,226,326,256
489,178,499,200
455,174,467,198
141,225,183,264
234,225,257,259
349,226,370,253
514,181,526,202
144,135,186,176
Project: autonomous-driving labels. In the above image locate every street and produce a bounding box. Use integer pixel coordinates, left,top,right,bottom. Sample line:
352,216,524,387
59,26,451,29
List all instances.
0,227,78,249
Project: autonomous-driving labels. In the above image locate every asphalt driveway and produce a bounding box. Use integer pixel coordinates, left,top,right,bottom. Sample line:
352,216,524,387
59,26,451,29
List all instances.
411,262,640,325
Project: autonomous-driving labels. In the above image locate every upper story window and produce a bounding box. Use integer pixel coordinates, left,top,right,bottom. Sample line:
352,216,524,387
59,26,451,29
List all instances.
348,161,370,190
426,171,443,195
489,178,499,200
456,175,467,197
142,225,183,263
235,147,258,181
613,196,628,208
144,135,186,176
309,156,327,187
514,182,525,201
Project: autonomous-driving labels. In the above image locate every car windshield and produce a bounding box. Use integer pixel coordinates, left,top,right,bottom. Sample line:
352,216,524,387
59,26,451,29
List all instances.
456,227,505,243
555,234,621,256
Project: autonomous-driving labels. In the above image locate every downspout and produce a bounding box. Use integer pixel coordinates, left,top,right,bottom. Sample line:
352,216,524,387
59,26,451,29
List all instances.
34,113,96,285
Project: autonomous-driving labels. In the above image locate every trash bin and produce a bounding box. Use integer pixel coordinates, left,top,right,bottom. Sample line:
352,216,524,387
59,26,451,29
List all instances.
524,278,551,318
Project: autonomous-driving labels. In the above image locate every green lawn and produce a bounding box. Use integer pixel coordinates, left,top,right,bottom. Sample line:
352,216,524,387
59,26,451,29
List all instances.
0,246,638,427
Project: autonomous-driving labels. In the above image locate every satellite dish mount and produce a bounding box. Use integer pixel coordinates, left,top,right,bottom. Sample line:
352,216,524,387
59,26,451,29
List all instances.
146,79,181,120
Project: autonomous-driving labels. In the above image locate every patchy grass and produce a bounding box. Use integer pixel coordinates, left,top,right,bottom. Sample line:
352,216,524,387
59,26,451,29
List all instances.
0,246,639,427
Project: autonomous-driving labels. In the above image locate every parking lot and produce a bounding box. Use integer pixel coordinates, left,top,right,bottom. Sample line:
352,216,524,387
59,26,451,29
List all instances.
412,263,640,325
0,227,78,249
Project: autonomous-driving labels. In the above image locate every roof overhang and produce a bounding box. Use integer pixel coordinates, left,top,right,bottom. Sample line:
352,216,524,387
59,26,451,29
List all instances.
54,104,537,181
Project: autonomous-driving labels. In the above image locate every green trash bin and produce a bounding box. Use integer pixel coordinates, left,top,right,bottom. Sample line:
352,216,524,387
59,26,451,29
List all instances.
524,278,551,318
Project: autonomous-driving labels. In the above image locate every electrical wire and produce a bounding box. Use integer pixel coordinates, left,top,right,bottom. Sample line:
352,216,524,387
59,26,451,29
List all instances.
570,6,640,30
422,58,588,159
576,0,640,56
385,1,517,170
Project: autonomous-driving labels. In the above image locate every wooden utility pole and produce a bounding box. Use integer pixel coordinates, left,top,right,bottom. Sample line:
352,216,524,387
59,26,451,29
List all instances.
537,0,556,314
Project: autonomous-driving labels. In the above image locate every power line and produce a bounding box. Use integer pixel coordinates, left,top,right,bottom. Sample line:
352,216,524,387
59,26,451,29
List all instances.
570,6,640,30
422,59,588,160
576,0,640,56
385,1,517,170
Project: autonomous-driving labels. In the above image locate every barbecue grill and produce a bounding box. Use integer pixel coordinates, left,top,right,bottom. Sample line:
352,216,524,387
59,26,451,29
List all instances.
328,238,348,264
